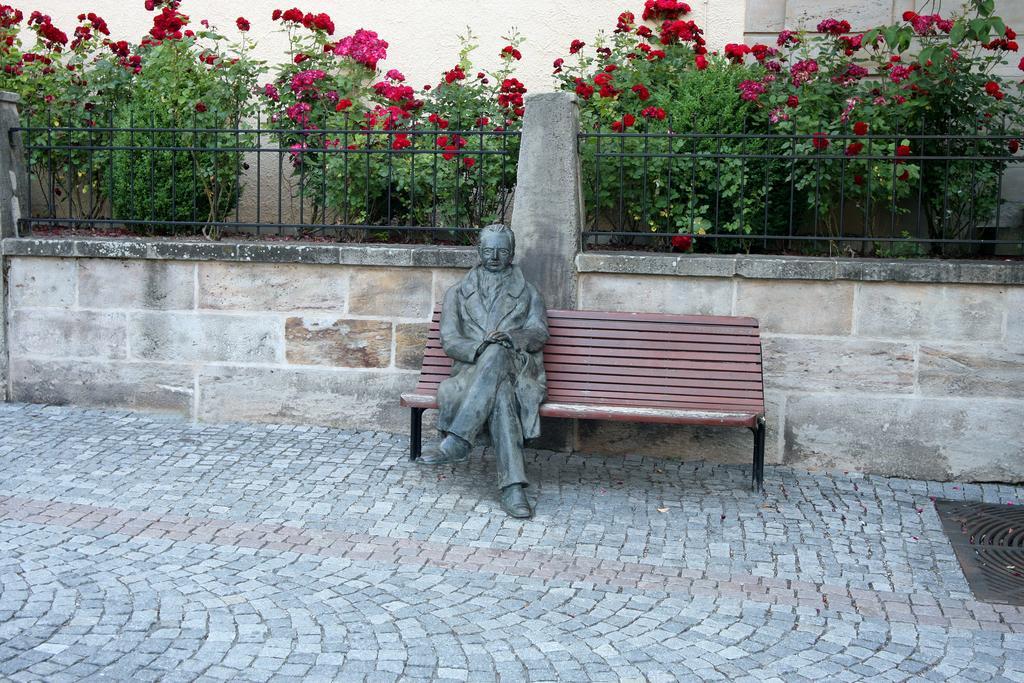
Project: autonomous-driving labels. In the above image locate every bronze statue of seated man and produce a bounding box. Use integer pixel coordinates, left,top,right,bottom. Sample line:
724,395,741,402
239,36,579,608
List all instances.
417,224,548,518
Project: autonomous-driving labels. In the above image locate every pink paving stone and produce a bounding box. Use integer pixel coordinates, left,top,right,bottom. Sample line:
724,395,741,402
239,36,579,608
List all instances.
265,542,296,552
884,602,913,614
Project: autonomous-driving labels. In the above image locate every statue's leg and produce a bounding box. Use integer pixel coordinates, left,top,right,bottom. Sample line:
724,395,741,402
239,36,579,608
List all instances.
489,380,527,490
445,344,513,445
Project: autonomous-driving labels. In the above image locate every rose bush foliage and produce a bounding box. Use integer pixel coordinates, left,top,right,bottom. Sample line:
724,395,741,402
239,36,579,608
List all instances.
1,1,524,240
555,0,1023,255
1,0,1021,253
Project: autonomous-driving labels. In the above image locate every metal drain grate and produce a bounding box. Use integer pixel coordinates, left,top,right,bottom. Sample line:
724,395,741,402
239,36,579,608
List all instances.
934,500,1024,606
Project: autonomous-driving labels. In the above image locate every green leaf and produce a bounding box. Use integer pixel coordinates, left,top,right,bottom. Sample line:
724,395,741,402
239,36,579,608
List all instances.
970,18,990,40
950,20,966,44
883,26,899,49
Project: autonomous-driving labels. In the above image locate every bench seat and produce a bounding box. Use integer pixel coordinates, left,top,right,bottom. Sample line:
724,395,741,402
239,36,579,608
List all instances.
401,308,767,490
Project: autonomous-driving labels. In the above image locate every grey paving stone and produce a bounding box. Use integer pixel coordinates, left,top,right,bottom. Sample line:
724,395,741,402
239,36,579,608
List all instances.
0,403,1020,681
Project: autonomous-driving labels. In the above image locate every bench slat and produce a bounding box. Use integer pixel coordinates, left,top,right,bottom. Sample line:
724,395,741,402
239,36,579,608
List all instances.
419,353,766,375
428,330,760,353
545,316,760,334
400,392,759,428
547,309,760,327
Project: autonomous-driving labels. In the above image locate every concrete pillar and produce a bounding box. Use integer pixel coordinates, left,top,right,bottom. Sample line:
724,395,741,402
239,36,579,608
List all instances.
0,91,27,400
0,92,27,239
511,92,583,309
510,92,585,452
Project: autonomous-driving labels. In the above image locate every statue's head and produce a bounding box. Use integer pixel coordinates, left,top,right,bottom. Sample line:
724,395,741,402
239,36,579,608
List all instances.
478,223,515,273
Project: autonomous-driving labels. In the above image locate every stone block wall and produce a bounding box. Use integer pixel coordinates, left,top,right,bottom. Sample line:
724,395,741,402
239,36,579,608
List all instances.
4,240,1023,483
577,253,1024,482
4,243,473,433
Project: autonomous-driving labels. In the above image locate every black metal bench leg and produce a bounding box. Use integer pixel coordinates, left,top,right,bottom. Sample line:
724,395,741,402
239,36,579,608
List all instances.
409,408,425,461
751,416,766,492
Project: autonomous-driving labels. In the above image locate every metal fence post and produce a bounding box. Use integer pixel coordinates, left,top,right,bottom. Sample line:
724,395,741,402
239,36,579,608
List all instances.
0,92,27,239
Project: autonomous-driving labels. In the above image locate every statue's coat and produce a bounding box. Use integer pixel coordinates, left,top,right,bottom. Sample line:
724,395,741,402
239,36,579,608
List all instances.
436,264,548,440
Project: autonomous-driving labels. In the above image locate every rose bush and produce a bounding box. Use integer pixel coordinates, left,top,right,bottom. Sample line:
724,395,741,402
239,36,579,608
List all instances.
109,1,263,237
1,2,524,241
0,6,131,221
555,0,1023,255
261,21,524,242
739,0,1023,255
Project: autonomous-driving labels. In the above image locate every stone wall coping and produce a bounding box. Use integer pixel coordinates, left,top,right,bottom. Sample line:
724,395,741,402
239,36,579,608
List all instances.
577,252,1024,285
5,238,1023,284
1,237,478,268
0,92,19,104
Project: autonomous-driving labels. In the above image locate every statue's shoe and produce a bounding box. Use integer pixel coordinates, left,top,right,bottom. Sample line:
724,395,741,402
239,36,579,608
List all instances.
500,484,532,518
418,435,470,465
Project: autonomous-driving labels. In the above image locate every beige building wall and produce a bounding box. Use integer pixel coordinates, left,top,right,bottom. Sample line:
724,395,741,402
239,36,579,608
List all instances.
27,0,747,94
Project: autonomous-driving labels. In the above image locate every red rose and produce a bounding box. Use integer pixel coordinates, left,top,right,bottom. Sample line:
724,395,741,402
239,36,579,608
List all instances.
902,11,916,21
786,95,799,108
623,113,636,128
984,80,1000,95
294,53,307,64
854,174,864,186
475,116,489,127
845,142,863,156
1019,56,1024,70
335,99,352,112
194,101,206,112
896,145,911,157
236,17,250,31
392,134,411,151
671,234,693,251
553,58,564,72
144,0,154,10
853,121,868,135
811,132,829,150
569,39,585,54
272,9,282,20
694,54,708,70
641,106,666,120
463,157,476,169
1009,139,1020,154
631,84,650,101
1007,27,1017,40
898,170,910,181
610,120,623,132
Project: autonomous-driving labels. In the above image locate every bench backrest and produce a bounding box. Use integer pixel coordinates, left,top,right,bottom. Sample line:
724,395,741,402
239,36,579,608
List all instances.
416,308,764,416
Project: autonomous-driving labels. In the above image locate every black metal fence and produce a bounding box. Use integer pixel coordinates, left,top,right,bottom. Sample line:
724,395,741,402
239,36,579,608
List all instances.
15,112,521,244
579,128,1024,258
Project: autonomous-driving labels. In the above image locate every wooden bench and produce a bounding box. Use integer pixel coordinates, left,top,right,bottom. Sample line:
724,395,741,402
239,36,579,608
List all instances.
400,308,767,491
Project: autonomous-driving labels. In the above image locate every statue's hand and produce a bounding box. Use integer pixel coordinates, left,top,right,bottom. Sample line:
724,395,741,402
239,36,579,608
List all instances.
486,330,512,347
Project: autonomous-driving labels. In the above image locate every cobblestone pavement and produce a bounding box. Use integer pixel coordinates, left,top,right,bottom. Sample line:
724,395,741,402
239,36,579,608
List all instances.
0,403,1023,682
